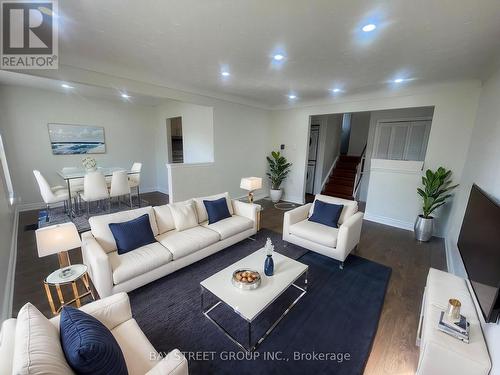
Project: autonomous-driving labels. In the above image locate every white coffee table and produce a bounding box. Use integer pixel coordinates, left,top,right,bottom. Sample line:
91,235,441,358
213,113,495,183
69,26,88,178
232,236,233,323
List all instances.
200,247,308,352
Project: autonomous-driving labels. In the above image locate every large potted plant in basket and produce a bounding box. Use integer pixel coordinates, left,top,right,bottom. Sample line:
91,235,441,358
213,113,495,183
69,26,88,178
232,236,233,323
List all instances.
266,151,292,203
415,167,458,241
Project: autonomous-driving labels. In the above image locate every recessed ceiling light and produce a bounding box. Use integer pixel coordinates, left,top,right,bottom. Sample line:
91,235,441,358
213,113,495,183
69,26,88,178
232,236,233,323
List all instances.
273,54,285,61
221,71,230,77
330,88,343,93
61,83,74,89
121,93,131,99
288,94,297,100
362,23,377,32
393,78,405,83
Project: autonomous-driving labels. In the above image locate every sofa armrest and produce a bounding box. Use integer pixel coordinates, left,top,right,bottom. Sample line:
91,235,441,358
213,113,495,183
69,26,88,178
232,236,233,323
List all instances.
81,231,113,298
336,212,364,260
146,349,188,375
50,292,132,331
0,319,17,375
232,200,260,228
283,203,312,234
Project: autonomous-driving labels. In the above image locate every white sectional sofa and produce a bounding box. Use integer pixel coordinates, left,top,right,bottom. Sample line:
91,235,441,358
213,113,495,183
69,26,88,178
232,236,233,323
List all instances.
0,293,188,375
82,192,259,298
283,194,363,268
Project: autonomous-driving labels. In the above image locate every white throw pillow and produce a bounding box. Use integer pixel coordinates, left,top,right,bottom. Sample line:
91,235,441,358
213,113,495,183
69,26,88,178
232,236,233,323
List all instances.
12,303,75,375
168,200,199,231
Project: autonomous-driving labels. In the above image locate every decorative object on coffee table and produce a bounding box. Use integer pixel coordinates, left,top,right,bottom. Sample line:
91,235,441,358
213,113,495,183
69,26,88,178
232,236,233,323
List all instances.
232,269,261,290
240,177,262,203
415,167,458,242
266,150,292,203
264,237,274,276
447,298,461,320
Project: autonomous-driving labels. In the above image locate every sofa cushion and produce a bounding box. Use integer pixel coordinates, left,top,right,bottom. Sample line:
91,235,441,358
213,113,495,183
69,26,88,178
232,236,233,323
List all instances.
12,303,74,375
289,219,339,248
153,205,175,234
193,192,233,223
203,215,253,240
156,226,219,260
109,242,173,285
168,200,199,231
204,197,231,224
60,306,128,375
109,214,157,255
309,195,358,225
89,207,159,253
111,319,160,375
309,200,343,228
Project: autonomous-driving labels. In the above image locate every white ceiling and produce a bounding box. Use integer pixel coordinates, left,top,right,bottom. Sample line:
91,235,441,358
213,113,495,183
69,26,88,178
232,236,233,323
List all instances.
31,1,500,107
0,70,164,106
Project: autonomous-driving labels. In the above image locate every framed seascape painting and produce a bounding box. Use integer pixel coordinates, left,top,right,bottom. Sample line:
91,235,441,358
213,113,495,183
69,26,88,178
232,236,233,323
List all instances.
48,123,106,155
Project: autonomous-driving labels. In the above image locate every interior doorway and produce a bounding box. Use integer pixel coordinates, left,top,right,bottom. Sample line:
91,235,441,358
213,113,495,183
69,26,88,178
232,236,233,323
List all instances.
166,116,184,163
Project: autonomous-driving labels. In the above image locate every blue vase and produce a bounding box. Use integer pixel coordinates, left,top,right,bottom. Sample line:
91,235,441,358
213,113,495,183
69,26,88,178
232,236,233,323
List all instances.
264,255,274,276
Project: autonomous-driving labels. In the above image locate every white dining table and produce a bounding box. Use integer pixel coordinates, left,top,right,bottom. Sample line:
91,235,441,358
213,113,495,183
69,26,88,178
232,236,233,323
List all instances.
57,167,135,218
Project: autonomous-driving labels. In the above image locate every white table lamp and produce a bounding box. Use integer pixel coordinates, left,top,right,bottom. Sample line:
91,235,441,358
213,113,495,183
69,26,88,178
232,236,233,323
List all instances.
35,222,81,277
240,177,262,203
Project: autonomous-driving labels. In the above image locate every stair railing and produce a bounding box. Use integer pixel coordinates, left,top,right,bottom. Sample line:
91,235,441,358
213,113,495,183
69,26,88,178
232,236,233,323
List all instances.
353,143,367,199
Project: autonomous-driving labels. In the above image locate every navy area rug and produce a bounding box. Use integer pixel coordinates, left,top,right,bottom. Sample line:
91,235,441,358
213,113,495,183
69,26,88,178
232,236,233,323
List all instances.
129,229,391,375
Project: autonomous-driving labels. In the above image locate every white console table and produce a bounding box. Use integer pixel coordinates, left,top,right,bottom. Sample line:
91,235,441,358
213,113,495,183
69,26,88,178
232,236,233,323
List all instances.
417,268,491,374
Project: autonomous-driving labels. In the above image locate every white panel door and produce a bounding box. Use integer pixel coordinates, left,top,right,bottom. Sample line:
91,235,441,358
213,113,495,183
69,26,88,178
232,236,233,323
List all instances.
374,119,431,161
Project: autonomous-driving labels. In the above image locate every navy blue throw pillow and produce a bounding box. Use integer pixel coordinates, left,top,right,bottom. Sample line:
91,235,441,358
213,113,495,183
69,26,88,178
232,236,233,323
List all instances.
204,197,231,224
109,213,155,255
308,200,344,228
60,306,128,375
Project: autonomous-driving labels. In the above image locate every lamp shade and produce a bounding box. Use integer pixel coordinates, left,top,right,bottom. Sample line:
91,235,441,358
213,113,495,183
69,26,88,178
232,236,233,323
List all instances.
35,222,81,258
240,177,262,191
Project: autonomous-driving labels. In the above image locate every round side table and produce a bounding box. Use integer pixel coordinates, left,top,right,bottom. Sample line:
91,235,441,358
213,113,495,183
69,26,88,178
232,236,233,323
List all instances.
44,264,95,315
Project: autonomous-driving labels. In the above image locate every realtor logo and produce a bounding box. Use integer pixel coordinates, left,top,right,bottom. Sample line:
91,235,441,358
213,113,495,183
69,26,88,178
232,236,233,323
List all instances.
1,0,58,69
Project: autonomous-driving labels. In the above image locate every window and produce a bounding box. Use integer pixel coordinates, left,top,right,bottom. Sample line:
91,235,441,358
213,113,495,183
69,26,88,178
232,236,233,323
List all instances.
373,119,431,161
0,134,14,205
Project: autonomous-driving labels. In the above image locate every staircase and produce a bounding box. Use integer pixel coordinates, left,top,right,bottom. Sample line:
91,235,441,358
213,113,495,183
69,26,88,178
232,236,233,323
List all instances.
322,155,362,200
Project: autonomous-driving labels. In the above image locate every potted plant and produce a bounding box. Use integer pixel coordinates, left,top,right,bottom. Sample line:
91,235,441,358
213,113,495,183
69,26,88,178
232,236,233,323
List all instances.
415,167,458,242
266,151,292,203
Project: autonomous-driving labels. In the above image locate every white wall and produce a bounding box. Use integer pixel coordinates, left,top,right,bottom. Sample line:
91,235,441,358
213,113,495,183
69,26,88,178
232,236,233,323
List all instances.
0,169,15,320
348,111,370,156
358,106,435,202
155,100,215,193
444,66,500,375
166,98,270,202
0,85,158,206
269,80,481,237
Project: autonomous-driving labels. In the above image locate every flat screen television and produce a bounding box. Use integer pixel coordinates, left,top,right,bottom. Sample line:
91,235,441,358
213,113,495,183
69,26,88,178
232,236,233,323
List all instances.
458,184,500,323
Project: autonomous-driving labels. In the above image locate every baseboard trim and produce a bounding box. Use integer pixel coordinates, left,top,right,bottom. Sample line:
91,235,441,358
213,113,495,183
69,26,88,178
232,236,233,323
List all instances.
364,212,414,231
2,207,19,321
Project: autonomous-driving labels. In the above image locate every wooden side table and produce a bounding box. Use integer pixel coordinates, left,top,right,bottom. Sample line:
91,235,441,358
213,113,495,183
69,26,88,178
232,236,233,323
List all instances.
44,264,95,315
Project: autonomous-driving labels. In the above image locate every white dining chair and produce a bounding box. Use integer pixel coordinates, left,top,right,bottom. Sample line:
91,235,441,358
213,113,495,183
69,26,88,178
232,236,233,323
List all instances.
128,162,142,207
33,170,75,219
79,171,110,217
110,170,132,208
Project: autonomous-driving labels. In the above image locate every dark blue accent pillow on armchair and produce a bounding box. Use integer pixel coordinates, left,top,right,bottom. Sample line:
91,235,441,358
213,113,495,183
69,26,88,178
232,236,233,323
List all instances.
60,306,128,375
308,200,344,228
109,213,156,255
204,197,231,224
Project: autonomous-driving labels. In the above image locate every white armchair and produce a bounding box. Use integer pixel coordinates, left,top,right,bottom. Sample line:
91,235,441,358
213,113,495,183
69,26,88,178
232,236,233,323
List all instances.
0,293,188,375
283,194,363,269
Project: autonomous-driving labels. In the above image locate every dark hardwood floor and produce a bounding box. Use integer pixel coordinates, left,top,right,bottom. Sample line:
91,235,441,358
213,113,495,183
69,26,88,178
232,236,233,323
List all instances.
12,193,445,374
